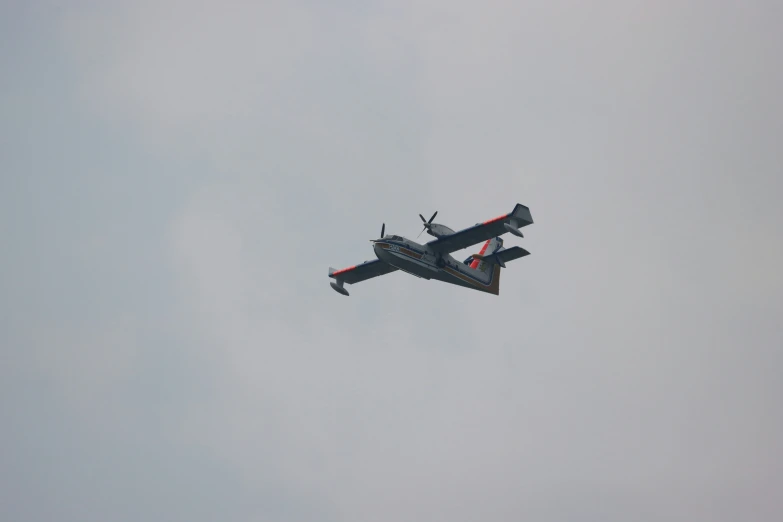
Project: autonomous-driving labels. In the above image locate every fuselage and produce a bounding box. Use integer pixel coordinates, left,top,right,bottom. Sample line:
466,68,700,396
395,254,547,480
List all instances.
372,235,500,294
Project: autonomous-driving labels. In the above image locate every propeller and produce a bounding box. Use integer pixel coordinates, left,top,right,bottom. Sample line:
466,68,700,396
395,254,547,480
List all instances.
417,211,438,238
371,223,386,242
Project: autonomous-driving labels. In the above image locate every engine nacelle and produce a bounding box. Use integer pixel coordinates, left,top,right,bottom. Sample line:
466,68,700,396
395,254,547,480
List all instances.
427,223,456,238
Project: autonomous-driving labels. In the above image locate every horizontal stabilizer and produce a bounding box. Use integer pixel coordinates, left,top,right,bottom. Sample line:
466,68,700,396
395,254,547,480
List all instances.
472,246,530,265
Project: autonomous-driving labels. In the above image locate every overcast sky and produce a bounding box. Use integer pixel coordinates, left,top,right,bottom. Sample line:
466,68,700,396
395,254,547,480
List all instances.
2,1,782,521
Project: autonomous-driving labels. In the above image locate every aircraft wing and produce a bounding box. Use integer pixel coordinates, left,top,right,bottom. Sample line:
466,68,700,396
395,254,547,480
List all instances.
328,259,398,284
427,203,534,254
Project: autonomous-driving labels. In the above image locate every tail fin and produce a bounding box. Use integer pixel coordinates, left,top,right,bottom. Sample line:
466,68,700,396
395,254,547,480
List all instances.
459,237,529,296
469,237,503,273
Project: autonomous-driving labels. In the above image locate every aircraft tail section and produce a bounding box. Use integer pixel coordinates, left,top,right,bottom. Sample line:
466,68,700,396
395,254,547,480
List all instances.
470,237,503,273
454,236,530,295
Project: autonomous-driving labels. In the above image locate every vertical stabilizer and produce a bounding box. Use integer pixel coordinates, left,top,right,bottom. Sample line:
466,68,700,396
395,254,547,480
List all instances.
470,237,503,273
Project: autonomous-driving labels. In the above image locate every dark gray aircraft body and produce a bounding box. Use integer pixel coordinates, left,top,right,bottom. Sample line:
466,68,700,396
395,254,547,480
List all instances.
328,203,534,296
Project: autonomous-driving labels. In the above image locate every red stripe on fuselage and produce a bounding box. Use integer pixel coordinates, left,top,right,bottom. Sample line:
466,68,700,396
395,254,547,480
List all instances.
470,239,491,269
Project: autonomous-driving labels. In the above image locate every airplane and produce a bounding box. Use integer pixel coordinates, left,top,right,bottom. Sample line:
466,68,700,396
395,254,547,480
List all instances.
328,203,534,296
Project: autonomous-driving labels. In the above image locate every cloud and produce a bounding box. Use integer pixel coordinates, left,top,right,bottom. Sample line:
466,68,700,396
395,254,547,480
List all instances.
61,1,318,129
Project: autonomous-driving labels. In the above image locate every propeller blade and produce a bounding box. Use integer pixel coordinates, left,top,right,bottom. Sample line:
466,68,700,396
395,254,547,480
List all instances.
381,223,385,238
428,211,438,223
416,227,425,239
419,214,426,223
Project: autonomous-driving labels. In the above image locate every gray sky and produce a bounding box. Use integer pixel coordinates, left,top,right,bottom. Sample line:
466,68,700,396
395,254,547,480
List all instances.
2,1,782,521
